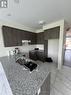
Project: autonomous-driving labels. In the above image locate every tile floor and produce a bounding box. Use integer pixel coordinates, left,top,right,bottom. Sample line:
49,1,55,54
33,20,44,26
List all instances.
45,62,71,95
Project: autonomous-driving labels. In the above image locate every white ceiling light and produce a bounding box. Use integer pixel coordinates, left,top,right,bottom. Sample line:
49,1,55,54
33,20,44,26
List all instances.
38,21,46,29
39,20,45,25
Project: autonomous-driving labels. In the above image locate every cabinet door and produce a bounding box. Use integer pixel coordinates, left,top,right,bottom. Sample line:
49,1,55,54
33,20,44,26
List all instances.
21,31,36,44
44,31,51,39
17,31,22,46
21,30,31,40
30,32,36,44
44,26,60,40
21,30,26,40
11,29,17,46
37,51,45,62
13,29,22,46
2,26,22,47
11,28,22,46
29,51,37,60
2,26,13,47
37,32,44,44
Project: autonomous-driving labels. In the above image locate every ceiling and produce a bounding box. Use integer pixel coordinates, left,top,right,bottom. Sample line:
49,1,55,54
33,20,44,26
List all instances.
0,0,71,30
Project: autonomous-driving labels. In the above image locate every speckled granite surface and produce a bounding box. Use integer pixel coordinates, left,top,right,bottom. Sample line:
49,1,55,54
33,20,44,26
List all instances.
0,56,50,95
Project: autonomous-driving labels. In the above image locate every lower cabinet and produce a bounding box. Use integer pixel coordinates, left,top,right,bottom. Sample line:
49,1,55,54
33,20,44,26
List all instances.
29,50,45,62
37,51,45,62
29,51,38,61
38,73,50,95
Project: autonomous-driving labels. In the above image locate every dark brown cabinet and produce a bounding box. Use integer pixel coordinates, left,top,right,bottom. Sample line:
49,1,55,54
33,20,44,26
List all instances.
21,30,31,40
21,30,36,44
2,26,22,47
2,25,60,47
37,51,45,61
2,26,36,47
2,26,13,47
29,50,45,62
44,26,60,40
36,32,44,44
29,50,38,61
29,32,37,44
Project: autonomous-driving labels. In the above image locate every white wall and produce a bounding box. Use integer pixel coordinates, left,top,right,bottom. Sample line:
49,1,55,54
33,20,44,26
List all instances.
0,21,36,57
48,39,59,64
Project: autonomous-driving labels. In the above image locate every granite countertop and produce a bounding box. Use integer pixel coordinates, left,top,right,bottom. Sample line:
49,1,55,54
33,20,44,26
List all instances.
0,56,50,95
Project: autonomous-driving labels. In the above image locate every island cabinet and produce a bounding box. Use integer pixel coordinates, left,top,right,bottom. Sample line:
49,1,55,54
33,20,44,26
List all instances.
37,51,45,61
29,50,45,62
36,32,44,44
38,73,50,95
44,26,60,40
2,25,36,47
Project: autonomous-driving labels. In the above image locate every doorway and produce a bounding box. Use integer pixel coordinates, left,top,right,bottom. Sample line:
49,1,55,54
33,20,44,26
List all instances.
64,30,71,67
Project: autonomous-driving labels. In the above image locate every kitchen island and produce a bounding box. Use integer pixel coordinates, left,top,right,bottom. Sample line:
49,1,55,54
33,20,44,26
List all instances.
0,56,50,95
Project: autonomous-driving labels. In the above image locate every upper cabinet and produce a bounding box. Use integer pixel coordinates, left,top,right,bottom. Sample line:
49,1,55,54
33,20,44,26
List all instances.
2,26,36,47
29,32,37,44
2,25,60,47
44,26,60,40
2,26,22,47
36,32,44,44
21,31,36,44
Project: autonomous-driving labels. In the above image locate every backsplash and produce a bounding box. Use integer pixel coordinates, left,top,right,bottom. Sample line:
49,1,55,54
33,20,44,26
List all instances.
36,44,44,50
0,45,36,57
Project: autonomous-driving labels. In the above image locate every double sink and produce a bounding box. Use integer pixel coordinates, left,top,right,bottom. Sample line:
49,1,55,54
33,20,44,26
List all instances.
16,56,37,71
